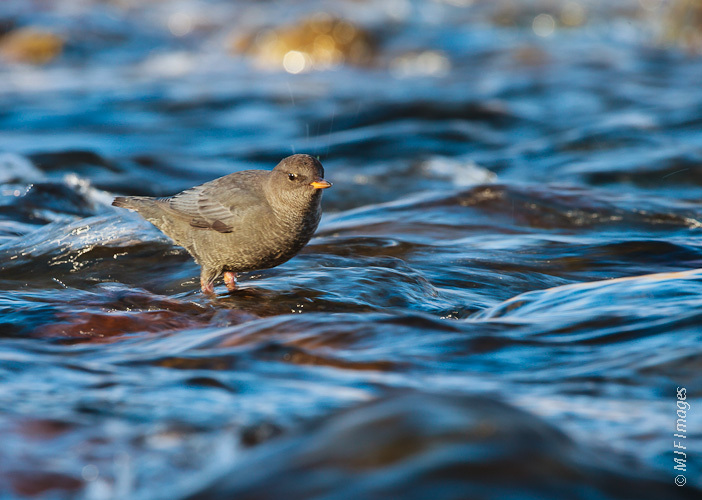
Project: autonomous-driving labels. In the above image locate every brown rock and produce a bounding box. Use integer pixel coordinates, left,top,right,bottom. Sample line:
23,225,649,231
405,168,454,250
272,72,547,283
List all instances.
231,14,375,72
0,27,64,64
664,0,702,53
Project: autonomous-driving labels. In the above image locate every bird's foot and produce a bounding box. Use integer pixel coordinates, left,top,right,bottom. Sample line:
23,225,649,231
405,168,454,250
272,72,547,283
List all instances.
200,267,220,295
224,271,237,291
200,278,215,294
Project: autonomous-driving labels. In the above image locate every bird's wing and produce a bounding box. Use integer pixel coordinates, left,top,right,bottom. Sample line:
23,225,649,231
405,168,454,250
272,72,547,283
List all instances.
164,171,269,234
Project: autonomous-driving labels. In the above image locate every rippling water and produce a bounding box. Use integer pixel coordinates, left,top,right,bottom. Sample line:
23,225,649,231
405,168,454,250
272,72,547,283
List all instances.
1,1,701,499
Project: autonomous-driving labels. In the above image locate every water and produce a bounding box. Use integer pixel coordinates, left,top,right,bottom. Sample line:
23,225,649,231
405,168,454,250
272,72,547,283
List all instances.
0,1,701,498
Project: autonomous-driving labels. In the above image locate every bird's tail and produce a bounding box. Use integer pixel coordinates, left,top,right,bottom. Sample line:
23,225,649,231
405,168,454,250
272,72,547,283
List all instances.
112,196,171,232
112,196,155,210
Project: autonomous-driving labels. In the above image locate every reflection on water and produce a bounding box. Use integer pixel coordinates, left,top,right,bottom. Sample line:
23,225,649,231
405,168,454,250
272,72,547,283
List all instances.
1,1,701,499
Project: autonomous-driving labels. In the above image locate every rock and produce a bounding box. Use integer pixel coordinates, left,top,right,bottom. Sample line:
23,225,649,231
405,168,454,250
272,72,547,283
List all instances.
231,14,375,72
664,0,702,53
0,27,64,65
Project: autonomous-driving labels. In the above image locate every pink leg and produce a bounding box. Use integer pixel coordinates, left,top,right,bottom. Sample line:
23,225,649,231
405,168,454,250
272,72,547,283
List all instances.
223,271,237,291
200,267,219,294
200,277,215,294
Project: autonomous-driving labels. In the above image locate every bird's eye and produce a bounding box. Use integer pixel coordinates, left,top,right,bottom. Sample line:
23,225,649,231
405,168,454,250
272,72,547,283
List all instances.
287,173,297,181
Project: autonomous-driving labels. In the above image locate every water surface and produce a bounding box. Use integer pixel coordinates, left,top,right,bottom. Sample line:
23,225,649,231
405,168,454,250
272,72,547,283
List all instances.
0,1,701,499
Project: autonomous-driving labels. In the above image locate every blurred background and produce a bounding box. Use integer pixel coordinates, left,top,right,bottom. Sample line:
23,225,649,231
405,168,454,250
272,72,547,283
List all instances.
1,0,701,207
0,1,701,499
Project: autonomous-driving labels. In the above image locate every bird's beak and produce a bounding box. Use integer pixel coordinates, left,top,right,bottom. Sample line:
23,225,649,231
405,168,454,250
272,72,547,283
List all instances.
310,179,332,189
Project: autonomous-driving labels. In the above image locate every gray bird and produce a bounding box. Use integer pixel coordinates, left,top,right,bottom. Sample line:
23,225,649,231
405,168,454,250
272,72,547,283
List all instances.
112,154,331,293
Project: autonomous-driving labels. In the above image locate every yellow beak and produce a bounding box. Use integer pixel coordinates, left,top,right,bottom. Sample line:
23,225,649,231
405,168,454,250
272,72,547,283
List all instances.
310,179,332,189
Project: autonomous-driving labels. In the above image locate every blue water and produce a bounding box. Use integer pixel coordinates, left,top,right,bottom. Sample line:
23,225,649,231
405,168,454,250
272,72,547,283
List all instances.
0,1,700,499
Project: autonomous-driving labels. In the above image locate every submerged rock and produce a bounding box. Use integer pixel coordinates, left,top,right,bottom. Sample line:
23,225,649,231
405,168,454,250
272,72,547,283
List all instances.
0,27,64,64
186,391,696,500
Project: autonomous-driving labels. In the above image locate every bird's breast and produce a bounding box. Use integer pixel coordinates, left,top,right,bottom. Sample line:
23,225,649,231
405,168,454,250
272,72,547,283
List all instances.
212,205,321,272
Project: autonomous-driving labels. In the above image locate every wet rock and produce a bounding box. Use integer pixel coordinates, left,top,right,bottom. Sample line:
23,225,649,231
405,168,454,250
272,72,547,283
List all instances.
7,471,82,497
0,27,64,64
40,310,206,340
231,14,376,72
186,391,695,500
664,0,702,53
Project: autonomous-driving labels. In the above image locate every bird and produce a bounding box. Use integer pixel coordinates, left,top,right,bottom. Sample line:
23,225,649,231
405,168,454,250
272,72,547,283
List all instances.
112,154,331,294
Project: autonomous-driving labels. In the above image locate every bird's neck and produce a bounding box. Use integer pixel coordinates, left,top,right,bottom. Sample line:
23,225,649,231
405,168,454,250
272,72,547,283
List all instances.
269,191,320,225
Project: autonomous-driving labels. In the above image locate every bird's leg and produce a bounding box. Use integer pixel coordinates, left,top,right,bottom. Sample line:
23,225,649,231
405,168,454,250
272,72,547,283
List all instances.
200,267,219,295
200,279,215,294
223,271,237,291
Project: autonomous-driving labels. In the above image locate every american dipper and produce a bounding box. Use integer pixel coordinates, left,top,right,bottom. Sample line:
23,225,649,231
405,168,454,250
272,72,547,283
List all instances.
112,154,331,294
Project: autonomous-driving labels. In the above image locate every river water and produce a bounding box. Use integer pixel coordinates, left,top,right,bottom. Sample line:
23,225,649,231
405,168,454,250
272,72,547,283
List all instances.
0,1,701,499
